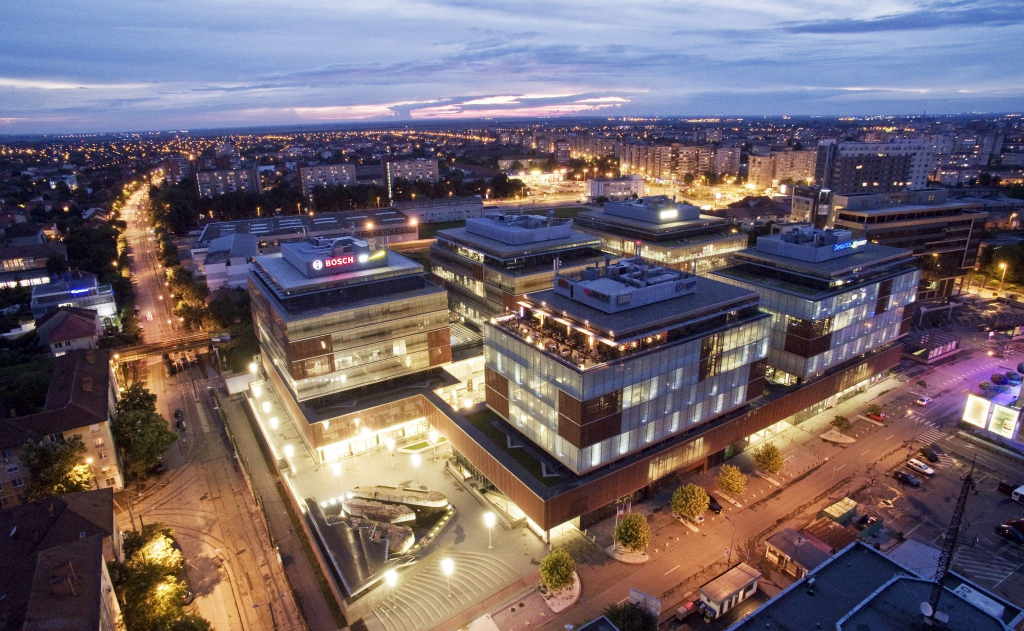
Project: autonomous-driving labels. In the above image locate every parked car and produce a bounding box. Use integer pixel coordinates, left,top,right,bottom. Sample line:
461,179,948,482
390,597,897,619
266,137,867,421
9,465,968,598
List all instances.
675,601,699,621
868,412,887,421
994,524,1024,545
915,397,933,407
919,446,939,463
173,409,183,419
856,515,879,531
930,444,946,458
894,470,921,487
176,417,185,430
151,458,166,474
707,494,723,514
907,458,935,477
1007,372,1023,385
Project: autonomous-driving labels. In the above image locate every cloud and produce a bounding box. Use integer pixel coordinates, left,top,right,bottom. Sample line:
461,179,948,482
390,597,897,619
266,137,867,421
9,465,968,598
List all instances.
780,1,1024,33
0,77,151,90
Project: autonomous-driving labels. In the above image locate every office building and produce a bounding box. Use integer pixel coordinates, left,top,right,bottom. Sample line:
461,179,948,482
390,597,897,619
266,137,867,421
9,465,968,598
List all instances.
249,236,451,461
299,163,357,197
393,196,484,224
485,258,771,474
0,349,123,508
0,240,66,289
430,212,605,326
0,489,125,631
831,189,986,300
713,228,919,384
575,196,748,274
585,175,645,202
196,167,261,198
190,207,418,267
731,541,1022,631
30,271,117,325
815,139,934,194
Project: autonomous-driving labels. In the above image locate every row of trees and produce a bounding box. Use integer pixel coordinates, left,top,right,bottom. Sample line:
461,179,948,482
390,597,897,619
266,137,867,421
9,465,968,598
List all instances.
149,181,304,234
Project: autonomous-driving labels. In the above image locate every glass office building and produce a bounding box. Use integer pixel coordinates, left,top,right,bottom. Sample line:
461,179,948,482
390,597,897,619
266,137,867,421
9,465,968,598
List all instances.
484,257,770,474
431,212,605,327
249,236,451,408
712,228,919,385
574,196,748,275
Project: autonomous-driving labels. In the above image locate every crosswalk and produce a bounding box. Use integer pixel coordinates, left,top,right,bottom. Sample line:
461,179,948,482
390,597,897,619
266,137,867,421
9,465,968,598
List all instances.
917,427,944,445
953,545,1023,586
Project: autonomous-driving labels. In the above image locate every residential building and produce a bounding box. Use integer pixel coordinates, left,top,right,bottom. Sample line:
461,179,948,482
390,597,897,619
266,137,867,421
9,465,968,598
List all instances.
0,349,123,508
47,174,78,191
713,147,741,177
198,233,259,291
713,227,919,384
196,167,261,198
430,212,605,326
30,271,117,325
190,207,418,267
749,151,817,189
815,138,934,194
747,155,776,189
830,188,987,300
498,156,549,172
575,196,748,274
716,197,791,227
730,541,1023,631
384,158,439,199
393,196,484,224
162,155,192,185
585,175,644,202
0,489,125,631
3,223,45,248
554,140,571,165
485,258,771,475
299,163,357,198
248,236,451,461
35,307,101,357
0,240,67,289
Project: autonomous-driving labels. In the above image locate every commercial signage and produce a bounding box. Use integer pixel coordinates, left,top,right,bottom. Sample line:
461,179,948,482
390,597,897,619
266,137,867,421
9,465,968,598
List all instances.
833,239,867,252
962,394,991,428
324,255,356,268
989,404,1020,439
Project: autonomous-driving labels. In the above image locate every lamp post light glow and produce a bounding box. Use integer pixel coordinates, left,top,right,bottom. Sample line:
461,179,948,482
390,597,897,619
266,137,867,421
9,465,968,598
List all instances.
384,568,398,607
440,557,454,597
429,429,439,461
261,401,272,414
411,453,421,486
999,262,1008,292
249,362,258,375
384,437,395,469
483,511,496,549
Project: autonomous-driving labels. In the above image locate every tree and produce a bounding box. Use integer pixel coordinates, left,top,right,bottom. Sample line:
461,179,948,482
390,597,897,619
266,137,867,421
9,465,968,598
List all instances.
916,379,928,390
831,415,852,432
753,442,785,475
21,434,92,501
670,483,709,521
979,380,994,393
603,601,658,631
614,513,651,553
45,254,68,275
539,548,576,594
867,404,883,417
717,464,747,495
114,384,177,479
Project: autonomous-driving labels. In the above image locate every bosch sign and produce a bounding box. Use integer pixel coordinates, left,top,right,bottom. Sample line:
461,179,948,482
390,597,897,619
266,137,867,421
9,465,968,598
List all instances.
322,255,355,268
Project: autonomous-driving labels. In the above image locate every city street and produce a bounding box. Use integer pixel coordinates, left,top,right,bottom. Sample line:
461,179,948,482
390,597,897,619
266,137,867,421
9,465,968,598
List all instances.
116,189,307,630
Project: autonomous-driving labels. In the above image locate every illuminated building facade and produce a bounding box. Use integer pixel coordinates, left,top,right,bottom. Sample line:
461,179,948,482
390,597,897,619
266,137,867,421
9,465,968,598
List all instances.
713,228,919,384
430,212,605,327
485,258,771,474
575,196,748,275
249,236,452,457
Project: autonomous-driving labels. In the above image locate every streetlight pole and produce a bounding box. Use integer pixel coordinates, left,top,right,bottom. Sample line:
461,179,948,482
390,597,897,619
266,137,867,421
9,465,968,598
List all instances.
724,515,736,567
429,430,439,462
998,263,1008,293
411,453,421,486
484,511,496,550
441,558,454,597
385,437,395,469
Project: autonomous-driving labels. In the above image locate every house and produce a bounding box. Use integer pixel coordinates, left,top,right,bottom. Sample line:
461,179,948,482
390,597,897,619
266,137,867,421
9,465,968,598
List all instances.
764,527,832,578
0,489,125,631
201,233,258,291
0,241,67,289
714,196,790,226
35,307,102,356
0,349,123,509
2,223,46,247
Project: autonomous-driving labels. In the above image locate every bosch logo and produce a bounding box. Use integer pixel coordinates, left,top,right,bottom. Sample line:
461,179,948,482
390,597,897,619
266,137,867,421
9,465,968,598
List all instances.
323,255,355,268
311,259,323,270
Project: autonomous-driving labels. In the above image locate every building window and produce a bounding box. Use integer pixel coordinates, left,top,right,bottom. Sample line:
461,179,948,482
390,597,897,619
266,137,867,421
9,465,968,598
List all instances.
5,464,19,474
105,477,117,487
93,437,105,448
98,451,109,460
90,424,100,433
12,478,24,488
0,449,10,462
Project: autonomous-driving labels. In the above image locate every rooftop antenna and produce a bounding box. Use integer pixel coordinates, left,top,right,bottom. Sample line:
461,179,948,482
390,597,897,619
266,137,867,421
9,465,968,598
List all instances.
926,458,975,625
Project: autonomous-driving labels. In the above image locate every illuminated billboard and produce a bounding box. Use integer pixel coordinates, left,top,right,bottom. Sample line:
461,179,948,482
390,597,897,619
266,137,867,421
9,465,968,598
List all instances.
989,404,1020,439
962,395,991,428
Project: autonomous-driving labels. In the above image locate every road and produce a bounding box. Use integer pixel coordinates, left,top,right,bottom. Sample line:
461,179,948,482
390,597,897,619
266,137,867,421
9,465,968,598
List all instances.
116,189,307,630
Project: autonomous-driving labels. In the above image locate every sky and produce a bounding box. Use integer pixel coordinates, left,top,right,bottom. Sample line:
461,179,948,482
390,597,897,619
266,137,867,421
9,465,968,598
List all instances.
1,0,1023,134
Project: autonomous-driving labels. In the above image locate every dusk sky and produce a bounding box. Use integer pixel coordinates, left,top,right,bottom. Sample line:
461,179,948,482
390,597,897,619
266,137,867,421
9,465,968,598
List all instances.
2,0,1022,134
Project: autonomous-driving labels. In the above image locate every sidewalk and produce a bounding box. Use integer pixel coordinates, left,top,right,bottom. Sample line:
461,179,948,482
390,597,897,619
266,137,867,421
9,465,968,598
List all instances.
220,392,343,631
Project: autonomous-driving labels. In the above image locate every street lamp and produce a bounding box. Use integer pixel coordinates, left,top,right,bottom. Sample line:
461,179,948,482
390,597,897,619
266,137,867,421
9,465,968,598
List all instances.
384,437,395,469
411,453,421,486
998,262,1008,292
440,557,454,597
724,515,736,566
483,511,496,550
384,568,398,608
429,430,439,461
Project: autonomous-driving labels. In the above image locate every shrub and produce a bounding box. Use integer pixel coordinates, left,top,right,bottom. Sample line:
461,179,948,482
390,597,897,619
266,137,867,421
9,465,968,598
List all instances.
717,464,747,495
753,442,784,475
539,548,576,594
670,484,709,521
